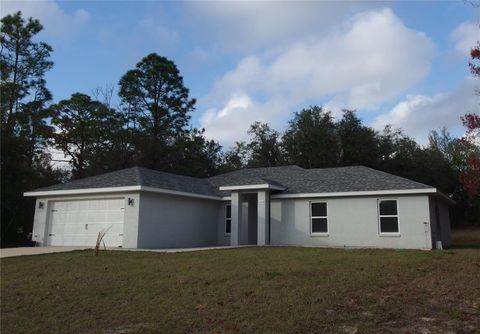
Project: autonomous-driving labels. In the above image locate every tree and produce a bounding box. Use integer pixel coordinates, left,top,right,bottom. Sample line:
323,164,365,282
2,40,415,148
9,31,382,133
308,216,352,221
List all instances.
172,128,223,177
1,12,61,245
457,114,480,200
118,53,196,169
245,122,284,167
0,11,55,165
220,142,250,172
1,12,53,133
469,42,480,78
337,110,380,167
283,106,340,168
50,93,124,179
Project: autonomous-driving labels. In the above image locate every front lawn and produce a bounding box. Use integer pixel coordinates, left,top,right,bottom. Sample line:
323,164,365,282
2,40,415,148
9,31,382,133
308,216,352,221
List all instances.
1,247,479,333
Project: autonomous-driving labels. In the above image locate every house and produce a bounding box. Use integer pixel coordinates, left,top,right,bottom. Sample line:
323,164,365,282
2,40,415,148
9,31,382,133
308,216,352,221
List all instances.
24,165,453,250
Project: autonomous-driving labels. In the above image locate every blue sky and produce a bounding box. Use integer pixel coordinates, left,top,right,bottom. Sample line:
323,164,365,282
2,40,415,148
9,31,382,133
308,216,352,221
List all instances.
3,0,479,148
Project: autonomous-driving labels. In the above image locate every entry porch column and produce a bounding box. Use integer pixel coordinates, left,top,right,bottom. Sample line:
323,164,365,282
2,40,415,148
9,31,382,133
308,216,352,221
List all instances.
230,191,242,246
257,190,270,245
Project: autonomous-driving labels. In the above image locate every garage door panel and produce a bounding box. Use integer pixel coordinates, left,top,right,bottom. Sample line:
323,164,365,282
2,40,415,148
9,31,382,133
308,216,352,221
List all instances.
48,198,125,247
107,199,125,210
106,212,124,222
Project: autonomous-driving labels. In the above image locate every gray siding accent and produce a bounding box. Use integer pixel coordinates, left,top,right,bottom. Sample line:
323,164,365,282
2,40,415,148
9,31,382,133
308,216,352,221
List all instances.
137,192,220,249
270,195,433,250
429,196,451,248
438,201,452,247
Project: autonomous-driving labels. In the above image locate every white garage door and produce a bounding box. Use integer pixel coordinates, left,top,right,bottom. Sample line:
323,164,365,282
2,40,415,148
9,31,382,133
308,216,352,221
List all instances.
47,198,125,247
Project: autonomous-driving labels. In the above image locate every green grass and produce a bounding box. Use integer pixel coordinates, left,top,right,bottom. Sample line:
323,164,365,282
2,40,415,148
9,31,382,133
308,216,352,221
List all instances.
2,247,479,333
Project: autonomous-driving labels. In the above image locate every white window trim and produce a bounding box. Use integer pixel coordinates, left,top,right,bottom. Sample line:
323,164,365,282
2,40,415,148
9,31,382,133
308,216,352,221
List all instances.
225,204,232,236
310,201,329,236
378,199,401,236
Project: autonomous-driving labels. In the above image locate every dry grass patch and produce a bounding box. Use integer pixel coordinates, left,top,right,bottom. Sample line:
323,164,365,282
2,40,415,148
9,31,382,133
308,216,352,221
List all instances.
1,247,479,333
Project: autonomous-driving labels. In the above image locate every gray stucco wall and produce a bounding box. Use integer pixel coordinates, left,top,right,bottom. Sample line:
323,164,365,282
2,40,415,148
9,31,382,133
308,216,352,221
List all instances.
438,200,451,247
31,192,140,248
429,196,451,248
137,192,220,249
270,195,433,249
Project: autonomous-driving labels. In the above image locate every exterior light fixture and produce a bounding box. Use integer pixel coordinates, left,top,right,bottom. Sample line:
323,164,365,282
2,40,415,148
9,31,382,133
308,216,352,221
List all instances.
38,201,44,209
128,198,134,206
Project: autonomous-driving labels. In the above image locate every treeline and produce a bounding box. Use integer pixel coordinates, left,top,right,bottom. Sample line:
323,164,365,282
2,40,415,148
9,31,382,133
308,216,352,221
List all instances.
1,12,479,245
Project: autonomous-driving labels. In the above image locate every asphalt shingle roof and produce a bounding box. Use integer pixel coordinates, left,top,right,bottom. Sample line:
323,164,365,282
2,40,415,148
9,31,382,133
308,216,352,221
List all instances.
33,167,219,197
31,165,433,197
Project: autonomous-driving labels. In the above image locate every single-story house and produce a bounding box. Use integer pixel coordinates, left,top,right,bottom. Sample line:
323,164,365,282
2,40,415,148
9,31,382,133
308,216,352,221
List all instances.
24,165,453,250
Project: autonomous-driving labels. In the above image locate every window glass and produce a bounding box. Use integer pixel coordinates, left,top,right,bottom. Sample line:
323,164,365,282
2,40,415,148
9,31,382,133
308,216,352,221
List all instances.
225,219,231,234
312,218,328,233
311,202,327,217
380,217,399,233
226,205,231,219
379,200,397,215
225,204,231,234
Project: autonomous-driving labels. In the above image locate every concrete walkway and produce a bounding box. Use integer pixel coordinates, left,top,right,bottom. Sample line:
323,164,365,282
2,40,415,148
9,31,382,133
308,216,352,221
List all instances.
118,245,247,253
0,245,247,258
0,246,89,258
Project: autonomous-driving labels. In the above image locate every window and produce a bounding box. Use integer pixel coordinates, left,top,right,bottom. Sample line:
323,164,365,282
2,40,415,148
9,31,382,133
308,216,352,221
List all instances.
378,199,399,234
225,204,231,235
310,202,328,235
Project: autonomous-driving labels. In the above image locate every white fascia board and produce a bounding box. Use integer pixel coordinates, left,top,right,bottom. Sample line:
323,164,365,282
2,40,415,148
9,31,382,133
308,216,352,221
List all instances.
24,186,143,197
219,184,285,191
270,188,438,199
24,185,223,201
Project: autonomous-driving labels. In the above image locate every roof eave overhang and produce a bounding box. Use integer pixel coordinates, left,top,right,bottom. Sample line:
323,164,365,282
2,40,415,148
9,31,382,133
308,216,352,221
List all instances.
270,188,439,199
218,183,286,192
24,185,223,201
432,191,456,206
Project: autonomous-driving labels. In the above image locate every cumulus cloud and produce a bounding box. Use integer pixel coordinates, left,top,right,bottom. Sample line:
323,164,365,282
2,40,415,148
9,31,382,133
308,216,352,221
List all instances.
187,1,378,51
1,0,90,41
372,78,479,145
199,8,434,146
200,92,294,146
451,21,479,56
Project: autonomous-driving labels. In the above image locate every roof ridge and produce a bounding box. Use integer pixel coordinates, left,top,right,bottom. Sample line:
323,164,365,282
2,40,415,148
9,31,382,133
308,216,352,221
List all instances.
132,166,144,185
134,166,208,182
307,165,367,171
208,165,304,180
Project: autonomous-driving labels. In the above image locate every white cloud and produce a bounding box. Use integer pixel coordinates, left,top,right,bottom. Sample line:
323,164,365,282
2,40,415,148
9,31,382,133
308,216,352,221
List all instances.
200,92,293,147
199,8,434,146
372,78,479,145
188,1,379,51
1,0,90,41
451,21,479,56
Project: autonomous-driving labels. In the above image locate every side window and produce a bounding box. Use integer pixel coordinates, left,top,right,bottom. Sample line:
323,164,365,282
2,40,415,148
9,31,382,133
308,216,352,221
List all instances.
378,199,399,234
225,204,231,235
311,202,328,234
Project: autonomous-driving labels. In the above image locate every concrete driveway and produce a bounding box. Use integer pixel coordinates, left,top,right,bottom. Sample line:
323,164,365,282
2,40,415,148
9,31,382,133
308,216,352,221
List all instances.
0,246,89,258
